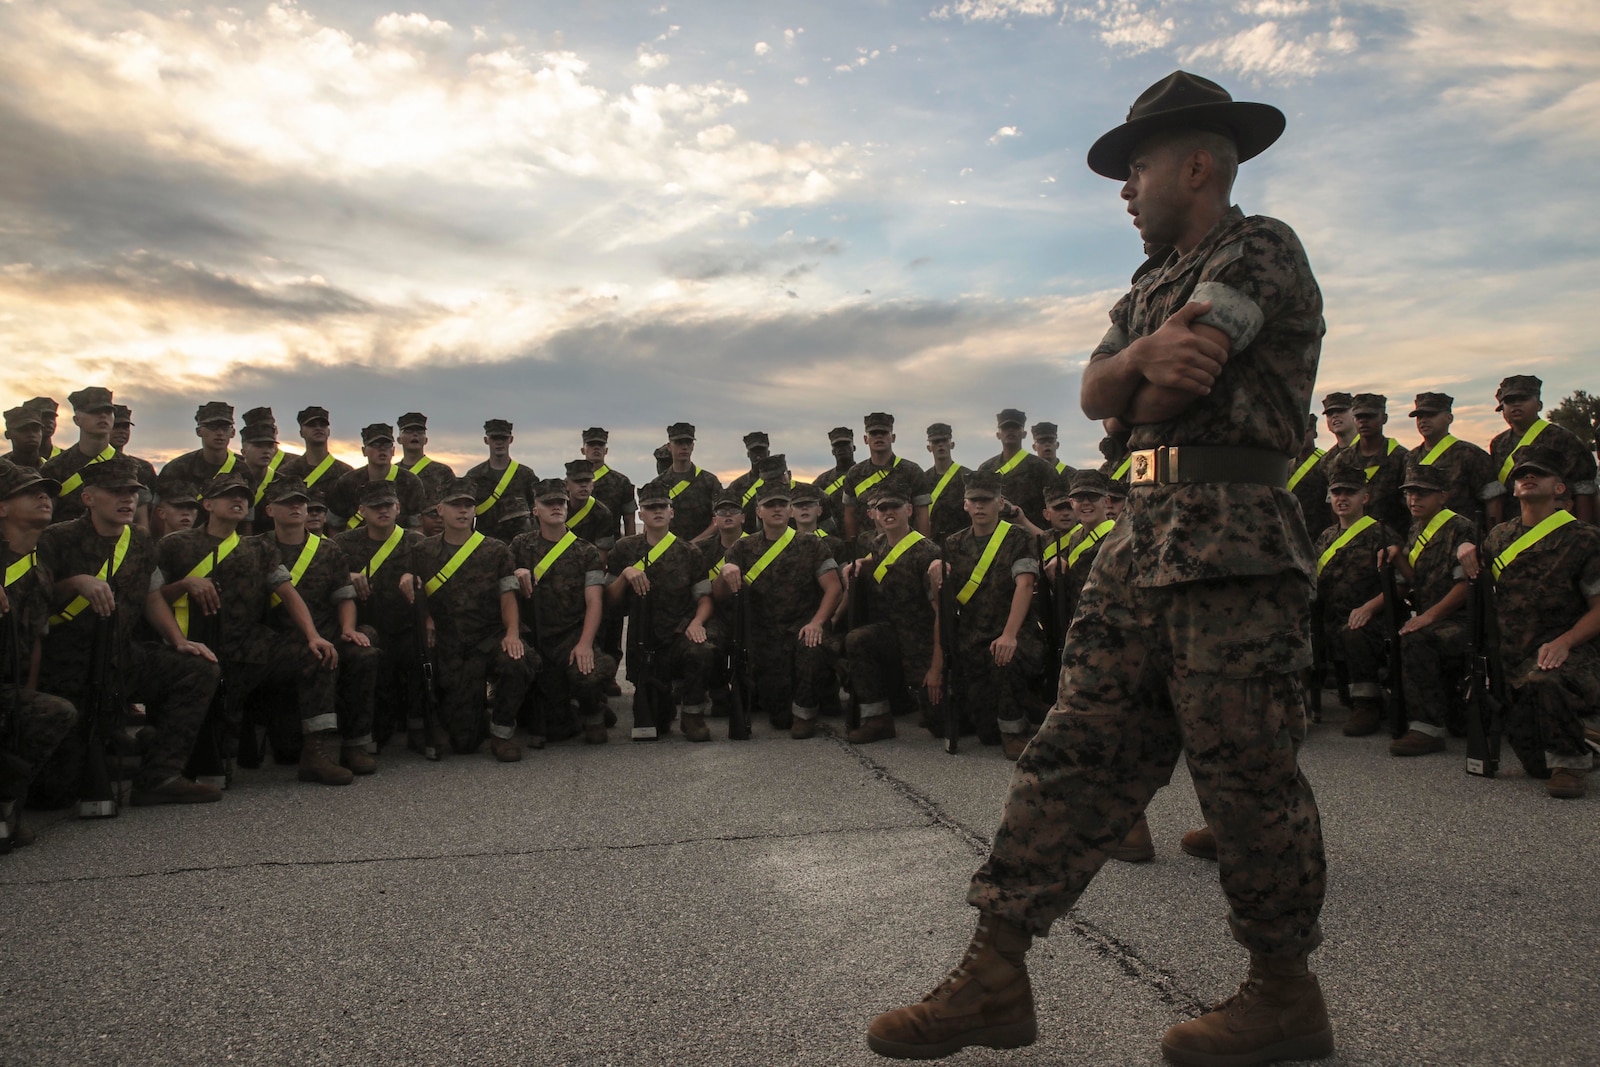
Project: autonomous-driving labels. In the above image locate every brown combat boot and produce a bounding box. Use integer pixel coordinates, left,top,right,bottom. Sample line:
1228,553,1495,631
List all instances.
1180,825,1218,862
1106,815,1155,863
1389,729,1446,757
847,714,895,744
1000,732,1029,761
791,712,817,739
297,732,354,786
489,736,523,762
1547,767,1587,799
866,913,1037,1059
1342,699,1381,737
1160,954,1334,1067
341,745,377,775
130,776,223,805
680,711,711,742
583,723,609,744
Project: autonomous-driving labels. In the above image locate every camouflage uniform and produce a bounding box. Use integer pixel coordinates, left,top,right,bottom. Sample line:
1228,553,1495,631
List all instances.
326,458,429,532
725,432,771,534
157,402,258,508
34,496,220,798
1312,507,1401,707
1482,450,1600,773
511,511,617,739
724,504,839,728
464,420,540,543
396,412,458,507
1287,416,1332,539
845,526,940,717
38,386,122,527
1395,472,1477,739
978,410,1062,530
334,498,423,745
1348,394,1411,536
1486,377,1599,511
841,415,931,544
662,424,724,541
1407,392,1497,526
924,422,970,548
2,407,47,470
563,461,617,554
406,521,532,751
812,427,857,536
582,428,637,541
970,205,1328,962
610,527,715,711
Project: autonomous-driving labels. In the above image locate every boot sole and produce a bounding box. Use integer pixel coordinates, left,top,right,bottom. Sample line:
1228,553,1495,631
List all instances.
297,771,353,785
866,1019,1037,1059
1160,1025,1334,1067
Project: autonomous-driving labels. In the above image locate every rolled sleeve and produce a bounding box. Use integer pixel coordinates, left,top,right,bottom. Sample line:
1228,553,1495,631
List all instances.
1190,281,1265,352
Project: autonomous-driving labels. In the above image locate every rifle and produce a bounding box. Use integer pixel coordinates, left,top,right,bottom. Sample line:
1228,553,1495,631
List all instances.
1460,574,1504,778
184,578,233,788
1377,556,1409,739
76,614,121,818
841,564,870,733
1050,547,1074,664
1037,537,1060,660
415,581,442,760
937,570,960,755
726,589,753,741
628,581,673,741
1307,597,1324,724
1,568,24,852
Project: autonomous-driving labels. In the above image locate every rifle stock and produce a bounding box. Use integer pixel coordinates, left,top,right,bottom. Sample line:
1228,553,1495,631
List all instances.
415,582,442,760
629,584,671,741
77,614,120,818
938,574,960,755
842,565,870,733
726,589,752,741
1378,557,1409,739
1461,574,1504,777
184,582,232,788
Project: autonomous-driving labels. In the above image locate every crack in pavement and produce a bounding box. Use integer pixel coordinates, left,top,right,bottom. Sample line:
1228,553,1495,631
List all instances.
821,725,1210,1018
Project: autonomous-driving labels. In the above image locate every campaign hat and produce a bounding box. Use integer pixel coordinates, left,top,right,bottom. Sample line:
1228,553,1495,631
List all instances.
1087,70,1285,180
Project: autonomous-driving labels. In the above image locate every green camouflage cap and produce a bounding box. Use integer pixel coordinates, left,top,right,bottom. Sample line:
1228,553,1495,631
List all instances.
202,471,252,499
68,387,114,413
925,422,953,441
483,418,513,435
827,426,854,444
4,406,43,430
112,404,133,425
863,412,894,433
397,412,428,430
359,480,400,506
790,482,824,504
712,487,742,509
196,401,234,426
1510,443,1567,480
0,458,59,499
1068,469,1112,497
1044,481,1074,506
1106,478,1128,499
436,477,478,505
360,422,394,444
533,477,569,502
564,458,595,480
581,426,608,443
1351,393,1387,417
1400,460,1448,493
296,406,330,425
158,482,202,506
861,482,905,507
996,408,1026,427
1321,392,1354,413
1495,374,1542,411
636,479,672,505
241,406,276,427
667,422,696,441
24,397,58,414
1030,421,1059,439
266,478,312,505
742,430,770,449
756,453,789,480
240,420,278,444
754,480,793,504
1326,455,1368,491
963,470,1003,498
1409,392,1454,417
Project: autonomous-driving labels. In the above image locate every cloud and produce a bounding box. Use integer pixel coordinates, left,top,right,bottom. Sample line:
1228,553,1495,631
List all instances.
754,41,770,55
660,235,843,282
930,0,1058,22
988,126,1019,143
374,12,452,39
1179,18,1356,80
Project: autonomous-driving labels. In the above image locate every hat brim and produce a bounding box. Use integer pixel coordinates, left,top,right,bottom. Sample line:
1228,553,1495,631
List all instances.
1511,462,1561,479
1327,480,1368,492
1399,480,1443,492
6,476,61,498
268,492,311,505
1087,101,1286,180
1407,408,1442,418
439,494,477,505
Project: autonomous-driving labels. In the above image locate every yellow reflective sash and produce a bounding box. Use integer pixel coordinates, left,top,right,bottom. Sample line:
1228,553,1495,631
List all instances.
743,528,796,585
1497,420,1549,485
269,534,321,607
1420,435,1457,466
1286,448,1326,492
873,531,925,583
852,457,902,497
1407,509,1457,567
929,464,962,506
633,532,677,571
1364,438,1399,480
48,444,63,459
346,466,402,529
57,445,116,497
303,453,335,487
956,521,1012,606
1054,460,1067,475
995,450,1026,476
823,471,847,496
253,449,287,505
1067,519,1115,568
813,529,828,538
216,452,237,476
531,531,577,582
4,551,36,589
476,461,521,516
425,532,485,595
1491,510,1576,580
741,478,764,507
405,455,433,476
566,495,595,530
1041,534,1070,563
1112,456,1131,480
592,463,611,481
1317,516,1377,576
49,525,132,627
173,532,241,636
668,466,702,500
363,525,406,577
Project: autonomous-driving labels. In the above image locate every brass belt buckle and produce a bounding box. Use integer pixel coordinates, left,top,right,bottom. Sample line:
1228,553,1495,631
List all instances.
1129,448,1160,486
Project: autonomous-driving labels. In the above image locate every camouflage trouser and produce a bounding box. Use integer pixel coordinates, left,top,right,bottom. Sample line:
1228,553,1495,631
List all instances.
1507,642,1600,771
434,634,534,752
1330,617,1385,700
1401,619,1466,737
955,630,1045,741
39,641,220,793
749,622,833,727
231,627,339,737
328,626,380,748
532,626,620,738
632,631,714,709
969,570,1326,960
845,621,932,710
0,686,78,800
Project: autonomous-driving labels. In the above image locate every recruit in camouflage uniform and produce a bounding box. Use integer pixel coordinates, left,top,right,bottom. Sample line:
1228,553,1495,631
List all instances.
842,484,941,743
725,431,772,533
0,461,81,842
1050,470,1116,630
693,486,748,714
1029,421,1076,483
2,406,48,471
1407,392,1496,528
285,405,354,499
716,480,842,737
661,423,723,542
1465,444,1600,799
1313,454,1403,738
1346,393,1410,536
977,409,1061,532
25,398,62,461
923,422,970,548
463,419,540,544
869,72,1336,1067
1486,375,1598,527
1287,413,1331,538
579,427,636,539
33,457,223,805
154,471,348,785
395,412,458,508
1384,460,1477,757
840,413,931,545
326,423,429,532
156,402,256,513
607,479,717,740
937,470,1044,757
562,459,617,558
402,477,532,760
39,388,122,528
109,404,159,513
238,409,289,537
812,426,856,536
254,479,381,774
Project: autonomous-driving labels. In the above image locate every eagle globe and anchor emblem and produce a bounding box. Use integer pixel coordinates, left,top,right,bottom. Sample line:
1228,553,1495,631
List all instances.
1133,452,1151,481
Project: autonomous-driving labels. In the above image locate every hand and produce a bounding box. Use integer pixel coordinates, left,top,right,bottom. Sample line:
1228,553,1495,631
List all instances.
399,574,418,604
69,575,117,617
923,664,943,706
0,585,9,616
350,572,371,600
1457,543,1481,580
308,635,338,669
502,633,524,660
799,622,824,648
720,563,742,589
1536,638,1571,671
1348,606,1374,630
847,559,865,580
569,641,595,674
516,568,534,597
1129,301,1228,395
1000,499,1019,521
990,633,1018,667
622,566,650,596
341,629,371,648
425,621,436,650
185,575,222,614
686,621,707,644
1043,558,1060,578
1398,613,1430,636
176,640,217,663
927,560,945,594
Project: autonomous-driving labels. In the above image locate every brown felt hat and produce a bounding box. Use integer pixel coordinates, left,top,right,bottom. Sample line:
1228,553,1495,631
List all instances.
1087,71,1285,180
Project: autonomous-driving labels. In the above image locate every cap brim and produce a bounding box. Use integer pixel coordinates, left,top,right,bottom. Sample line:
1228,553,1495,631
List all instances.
1511,463,1560,479
269,493,311,505
1399,481,1441,492
1087,101,1286,180
6,476,61,497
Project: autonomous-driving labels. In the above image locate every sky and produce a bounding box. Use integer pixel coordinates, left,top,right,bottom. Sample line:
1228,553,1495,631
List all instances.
2,0,1597,480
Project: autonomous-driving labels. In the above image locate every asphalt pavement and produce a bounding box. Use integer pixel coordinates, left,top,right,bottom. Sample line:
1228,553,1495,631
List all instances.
1,697,1595,1067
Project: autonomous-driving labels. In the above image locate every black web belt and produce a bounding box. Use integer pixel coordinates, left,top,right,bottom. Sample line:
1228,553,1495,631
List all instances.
1127,447,1289,489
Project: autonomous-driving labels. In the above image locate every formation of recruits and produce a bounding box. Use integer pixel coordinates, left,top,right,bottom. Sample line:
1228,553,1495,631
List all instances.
0,370,1597,847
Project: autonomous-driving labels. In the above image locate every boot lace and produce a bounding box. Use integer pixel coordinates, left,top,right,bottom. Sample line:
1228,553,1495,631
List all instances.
923,923,992,1002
